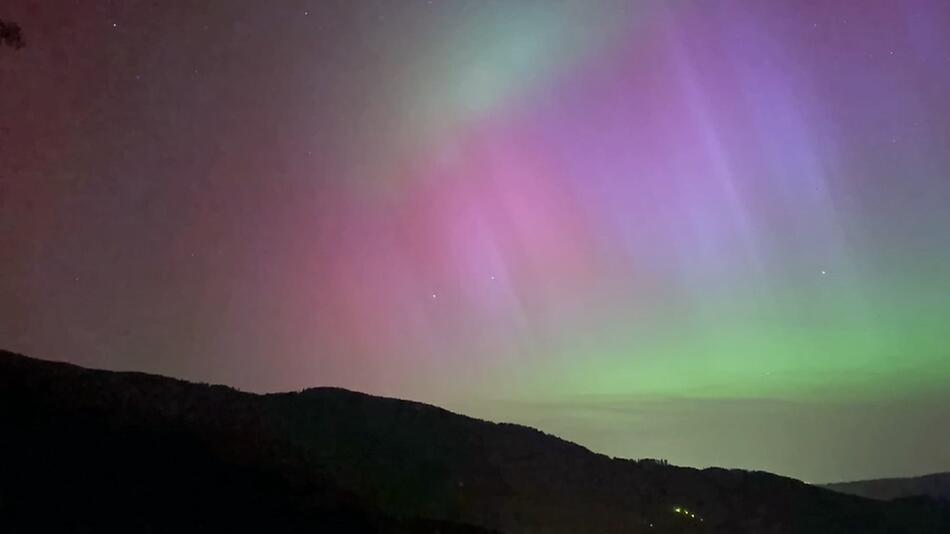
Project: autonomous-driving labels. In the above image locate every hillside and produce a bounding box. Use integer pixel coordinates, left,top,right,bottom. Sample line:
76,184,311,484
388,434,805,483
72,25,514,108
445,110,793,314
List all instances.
1,349,948,533
824,473,950,502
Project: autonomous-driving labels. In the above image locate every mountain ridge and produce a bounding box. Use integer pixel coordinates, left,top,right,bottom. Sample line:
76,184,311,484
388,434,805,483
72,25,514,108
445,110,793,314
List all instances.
823,472,950,502
2,348,949,533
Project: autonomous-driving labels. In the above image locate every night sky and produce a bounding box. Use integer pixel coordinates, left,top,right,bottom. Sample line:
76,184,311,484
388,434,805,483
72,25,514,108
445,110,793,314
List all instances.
2,0,950,483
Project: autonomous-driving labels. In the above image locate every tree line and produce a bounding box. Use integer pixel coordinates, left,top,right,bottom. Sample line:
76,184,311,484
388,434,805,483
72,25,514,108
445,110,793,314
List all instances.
1,18,25,50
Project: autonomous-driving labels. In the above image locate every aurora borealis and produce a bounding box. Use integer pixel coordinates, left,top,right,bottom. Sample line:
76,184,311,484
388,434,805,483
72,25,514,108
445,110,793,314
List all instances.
2,0,949,483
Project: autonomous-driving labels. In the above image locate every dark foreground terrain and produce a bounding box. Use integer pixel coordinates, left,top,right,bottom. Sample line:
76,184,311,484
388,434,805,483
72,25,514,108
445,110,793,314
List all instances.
2,349,948,533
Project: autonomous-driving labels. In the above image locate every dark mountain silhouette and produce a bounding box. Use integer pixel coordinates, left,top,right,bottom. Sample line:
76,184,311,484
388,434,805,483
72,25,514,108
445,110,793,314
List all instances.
2,349,948,533
824,473,950,502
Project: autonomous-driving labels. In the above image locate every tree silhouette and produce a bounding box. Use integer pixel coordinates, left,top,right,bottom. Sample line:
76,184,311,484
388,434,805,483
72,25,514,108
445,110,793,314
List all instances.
0,18,25,50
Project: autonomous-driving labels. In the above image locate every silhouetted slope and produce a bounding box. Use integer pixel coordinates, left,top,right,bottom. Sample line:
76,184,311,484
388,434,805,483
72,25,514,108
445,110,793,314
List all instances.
824,473,950,501
0,350,488,533
1,349,948,533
